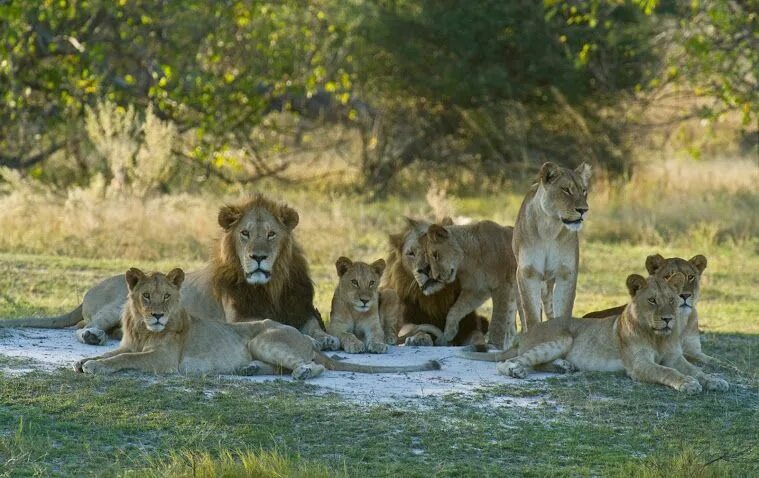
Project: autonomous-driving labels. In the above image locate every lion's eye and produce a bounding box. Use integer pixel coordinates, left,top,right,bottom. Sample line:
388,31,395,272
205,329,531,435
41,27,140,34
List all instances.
369,280,375,287
688,275,695,282
164,293,170,301
582,189,587,197
562,187,571,195
267,231,276,239
648,297,656,305
351,279,359,288
240,230,249,239
142,292,150,300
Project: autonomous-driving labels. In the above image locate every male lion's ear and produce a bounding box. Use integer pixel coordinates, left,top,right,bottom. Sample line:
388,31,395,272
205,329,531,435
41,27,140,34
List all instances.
278,205,299,230
645,254,666,275
440,216,454,226
666,272,686,292
370,258,386,277
125,268,146,291
166,268,185,289
335,257,353,277
218,205,242,231
404,216,428,233
575,162,592,188
626,274,647,297
428,224,449,242
689,254,707,274
540,161,562,184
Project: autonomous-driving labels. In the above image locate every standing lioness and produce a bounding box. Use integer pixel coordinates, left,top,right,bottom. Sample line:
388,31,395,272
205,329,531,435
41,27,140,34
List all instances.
513,161,591,328
75,268,440,378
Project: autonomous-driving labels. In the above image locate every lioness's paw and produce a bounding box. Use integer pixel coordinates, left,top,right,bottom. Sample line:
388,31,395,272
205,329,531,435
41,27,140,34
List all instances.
405,333,434,347
315,334,340,351
292,363,325,380
237,362,262,376
552,359,578,374
676,377,702,394
384,334,398,345
76,327,108,346
342,338,366,354
496,361,528,379
73,359,88,373
703,375,729,392
367,342,388,354
81,360,110,375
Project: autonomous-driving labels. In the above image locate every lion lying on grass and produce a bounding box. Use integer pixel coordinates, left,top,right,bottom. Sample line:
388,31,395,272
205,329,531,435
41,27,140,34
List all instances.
74,268,440,378
461,272,728,393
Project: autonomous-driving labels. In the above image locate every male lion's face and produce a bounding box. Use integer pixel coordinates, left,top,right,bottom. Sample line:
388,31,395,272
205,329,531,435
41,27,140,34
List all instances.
419,224,463,295
391,218,450,296
646,254,706,316
125,268,184,332
627,272,685,337
335,257,384,313
537,162,591,232
218,203,299,285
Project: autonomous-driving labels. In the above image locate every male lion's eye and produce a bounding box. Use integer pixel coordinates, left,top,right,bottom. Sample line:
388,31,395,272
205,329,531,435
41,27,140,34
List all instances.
406,251,415,257
688,275,695,282
164,293,170,301
240,230,249,238
369,280,375,287
351,279,359,288
562,187,571,195
648,297,656,305
142,292,150,300
267,231,276,239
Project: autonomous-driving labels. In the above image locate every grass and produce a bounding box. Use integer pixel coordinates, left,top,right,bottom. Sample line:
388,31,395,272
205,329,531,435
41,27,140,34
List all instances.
0,157,757,476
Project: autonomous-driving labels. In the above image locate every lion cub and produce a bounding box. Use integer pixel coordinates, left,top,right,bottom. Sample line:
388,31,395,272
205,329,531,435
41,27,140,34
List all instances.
74,268,439,378
462,273,728,394
420,220,518,349
327,257,400,353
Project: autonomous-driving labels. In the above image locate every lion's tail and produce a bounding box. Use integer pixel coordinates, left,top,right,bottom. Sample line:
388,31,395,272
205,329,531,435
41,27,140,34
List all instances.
315,353,441,374
458,347,518,362
0,304,84,329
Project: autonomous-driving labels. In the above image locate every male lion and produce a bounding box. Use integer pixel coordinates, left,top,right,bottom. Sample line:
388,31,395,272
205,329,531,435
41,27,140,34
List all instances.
584,254,713,364
326,257,400,354
420,220,518,349
3,194,338,350
382,218,489,351
461,273,729,393
513,161,591,328
74,268,440,378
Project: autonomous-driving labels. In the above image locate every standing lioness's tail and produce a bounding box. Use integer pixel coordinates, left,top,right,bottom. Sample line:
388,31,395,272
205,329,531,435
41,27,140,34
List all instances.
315,353,441,373
0,304,83,329
458,347,518,362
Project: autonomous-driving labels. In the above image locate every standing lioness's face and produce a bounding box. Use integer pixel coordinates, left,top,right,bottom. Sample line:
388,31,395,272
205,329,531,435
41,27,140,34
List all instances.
538,162,591,232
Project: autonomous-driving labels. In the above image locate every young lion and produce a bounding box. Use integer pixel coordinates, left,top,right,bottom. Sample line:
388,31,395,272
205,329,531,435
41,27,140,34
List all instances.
461,273,729,393
584,254,713,364
420,220,518,349
513,162,591,328
74,268,440,378
327,257,399,354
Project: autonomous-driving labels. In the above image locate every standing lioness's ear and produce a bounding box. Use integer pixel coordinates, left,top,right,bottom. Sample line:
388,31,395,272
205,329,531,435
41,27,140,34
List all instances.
689,255,707,274
645,254,666,275
540,162,562,184
125,268,146,291
575,162,592,188
166,268,185,289
335,257,353,277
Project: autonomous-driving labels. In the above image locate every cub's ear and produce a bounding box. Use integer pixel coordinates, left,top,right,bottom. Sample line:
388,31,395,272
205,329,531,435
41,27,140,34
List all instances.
218,205,242,231
335,257,353,277
428,224,449,242
389,233,404,251
689,254,707,273
278,204,299,230
166,268,185,289
645,254,666,274
370,258,386,277
626,274,647,297
666,271,686,292
440,216,454,226
125,268,146,291
575,162,592,188
539,161,562,184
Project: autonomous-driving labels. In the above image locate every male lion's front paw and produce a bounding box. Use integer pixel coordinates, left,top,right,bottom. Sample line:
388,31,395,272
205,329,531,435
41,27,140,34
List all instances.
404,333,434,347
552,359,577,374
676,376,702,394
237,361,263,376
81,360,111,375
292,363,325,380
341,337,366,354
315,334,340,351
76,327,108,346
367,342,388,354
496,361,527,379
703,375,729,392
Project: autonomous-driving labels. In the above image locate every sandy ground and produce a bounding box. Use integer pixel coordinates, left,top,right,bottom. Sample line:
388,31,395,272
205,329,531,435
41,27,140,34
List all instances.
0,328,554,405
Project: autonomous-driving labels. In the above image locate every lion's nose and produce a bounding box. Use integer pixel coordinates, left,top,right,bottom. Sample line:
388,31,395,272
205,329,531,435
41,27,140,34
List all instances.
417,265,430,275
152,313,164,320
680,293,691,300
360,298,369,305
250,254,268,263
576,208,588,215
662,317,673,324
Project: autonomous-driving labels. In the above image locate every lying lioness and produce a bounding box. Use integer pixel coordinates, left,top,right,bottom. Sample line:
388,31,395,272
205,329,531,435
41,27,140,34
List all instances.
74,268,440,379
461,272,728,393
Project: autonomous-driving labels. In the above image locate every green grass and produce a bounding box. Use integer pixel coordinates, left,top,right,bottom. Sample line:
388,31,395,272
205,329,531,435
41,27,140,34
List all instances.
0,240,757,477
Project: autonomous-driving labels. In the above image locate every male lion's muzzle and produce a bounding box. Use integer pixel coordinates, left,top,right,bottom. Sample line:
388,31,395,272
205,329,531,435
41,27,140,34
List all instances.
245,254,273,284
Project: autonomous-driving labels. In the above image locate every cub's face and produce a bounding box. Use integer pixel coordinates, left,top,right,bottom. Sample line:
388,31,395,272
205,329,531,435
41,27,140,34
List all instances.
218,203,299,285
419,224,463,295
335,257,384,312
538,162,591,232
125,268,185,332
627,272,685,337
646,254,706,315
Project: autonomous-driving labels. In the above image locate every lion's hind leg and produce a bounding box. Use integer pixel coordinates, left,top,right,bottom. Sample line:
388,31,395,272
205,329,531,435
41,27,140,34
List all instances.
496,336,572,379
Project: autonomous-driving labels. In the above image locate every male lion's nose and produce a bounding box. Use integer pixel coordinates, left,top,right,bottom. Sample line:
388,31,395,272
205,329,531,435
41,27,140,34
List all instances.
680,293,691,300
576,208,588,215
662,317,673,324
152,313,164,320
417,265,430,275
250,254,267,263
360,298,369,305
